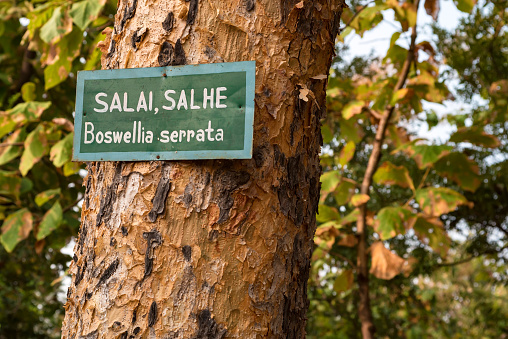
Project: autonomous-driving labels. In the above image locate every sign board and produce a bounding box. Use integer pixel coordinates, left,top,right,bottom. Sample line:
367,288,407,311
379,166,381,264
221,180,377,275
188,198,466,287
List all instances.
73,61,255,161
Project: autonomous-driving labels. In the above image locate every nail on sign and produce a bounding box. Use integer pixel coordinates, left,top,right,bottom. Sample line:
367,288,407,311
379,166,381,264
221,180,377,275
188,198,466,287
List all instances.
73,61,255,161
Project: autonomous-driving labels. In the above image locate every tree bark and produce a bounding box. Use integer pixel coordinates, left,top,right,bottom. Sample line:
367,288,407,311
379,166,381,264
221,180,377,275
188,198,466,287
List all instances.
62,0,345,338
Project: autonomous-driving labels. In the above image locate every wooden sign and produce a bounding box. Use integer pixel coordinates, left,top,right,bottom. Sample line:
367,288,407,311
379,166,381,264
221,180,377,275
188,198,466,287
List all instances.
73,61,255,161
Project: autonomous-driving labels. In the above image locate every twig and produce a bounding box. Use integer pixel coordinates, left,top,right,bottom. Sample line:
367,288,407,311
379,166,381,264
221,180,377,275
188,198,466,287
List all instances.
342,0,376,30
355,1,420,338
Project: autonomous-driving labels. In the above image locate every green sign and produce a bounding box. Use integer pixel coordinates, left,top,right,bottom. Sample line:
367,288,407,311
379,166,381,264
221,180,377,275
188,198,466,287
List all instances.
73,61,255,161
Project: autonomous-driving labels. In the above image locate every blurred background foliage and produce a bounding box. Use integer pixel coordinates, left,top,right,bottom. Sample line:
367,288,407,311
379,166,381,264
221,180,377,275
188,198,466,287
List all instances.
0,0,506,338
307,0,508,338
0,0,115,336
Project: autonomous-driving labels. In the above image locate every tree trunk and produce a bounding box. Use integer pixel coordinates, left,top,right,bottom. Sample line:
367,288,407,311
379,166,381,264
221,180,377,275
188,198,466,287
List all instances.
62,0,345,338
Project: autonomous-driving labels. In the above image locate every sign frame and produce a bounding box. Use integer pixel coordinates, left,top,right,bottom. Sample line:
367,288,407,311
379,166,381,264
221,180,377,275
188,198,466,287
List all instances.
73,61,255,162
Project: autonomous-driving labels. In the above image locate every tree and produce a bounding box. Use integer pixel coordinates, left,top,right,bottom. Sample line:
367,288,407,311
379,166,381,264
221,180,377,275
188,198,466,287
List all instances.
308,0,508,337
61,0,346,338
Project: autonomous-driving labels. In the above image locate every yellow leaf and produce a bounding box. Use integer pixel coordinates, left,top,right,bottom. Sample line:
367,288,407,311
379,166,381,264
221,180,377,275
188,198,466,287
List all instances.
351,194,370,207
369,241,404,280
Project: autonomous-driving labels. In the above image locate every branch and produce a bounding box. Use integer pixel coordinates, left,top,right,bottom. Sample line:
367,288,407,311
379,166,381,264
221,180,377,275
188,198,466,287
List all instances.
355,1,420,338
437,245,508,268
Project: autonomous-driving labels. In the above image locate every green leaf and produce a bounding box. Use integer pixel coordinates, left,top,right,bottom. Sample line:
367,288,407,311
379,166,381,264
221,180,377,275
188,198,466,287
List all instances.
454,0,476,13
0,102,52,139
35,188,62,207
50,132,74,167
20,126,49,176
450,126,501,148
396,142,453,169
36,201,63,240
339,117,364,144
375,206,415,240
434,152,481,192
40,7,72,44
333,269,354,293
339,141,356,166
413,215,450,257
44,27,83,90
373,161,415,190
340,208,360,226
63,161,82,176
320,170,341,202
69,0,105,30
21,82,37,102
0,171,22,200
334,179,356,206
416,187,472,217
27,5,55,39
321,124,333,144
342,100,365,119
351,194,369,207
390,88,409,105
317,205,340,223
0,208,33,253
0,128,26,165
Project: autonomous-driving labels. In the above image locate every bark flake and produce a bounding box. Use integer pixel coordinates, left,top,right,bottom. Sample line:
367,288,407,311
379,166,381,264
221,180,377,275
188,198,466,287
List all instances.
142,229,162,278
119,0,138,32
162,12,174,32
186,0,199,25
182,245,192,262
148,301,158,327
191,309,226,339
96,258,119,287
148,177,171,222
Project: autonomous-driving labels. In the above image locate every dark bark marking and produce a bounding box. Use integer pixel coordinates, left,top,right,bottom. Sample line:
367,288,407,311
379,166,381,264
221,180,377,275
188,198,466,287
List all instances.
296,3,321,42
208,230,219,241
182,245,192,262
119,0,138,32
183,193,193,206
191,309,226,339
107,39,116,58
110,237,117,247
96,164,122,227
131,27,148,51
273,144,285,166
174,39,186,65
174,266,195,304
78,224,87,255
158,41,175,67
253,145,267,167
187,0,199,25
73,254,78,262
143,229,162,278
97,258,119,287
148,177,171,222
133,327,141,335
84,176,92,209
280,234,311,337
121,226,128,236
79,330,98,339
132,308,137,324
75,259,87,286
85,290,93,300
214,170,250,224
120,332,128,339
245,0,255,11
148,301,158,327
162,12,174,32
204,46,216,59
280,0,299,25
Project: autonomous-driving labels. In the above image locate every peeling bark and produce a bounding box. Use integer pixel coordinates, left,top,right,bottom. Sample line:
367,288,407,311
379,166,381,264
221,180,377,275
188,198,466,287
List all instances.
63,0,345,338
